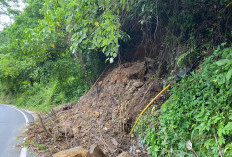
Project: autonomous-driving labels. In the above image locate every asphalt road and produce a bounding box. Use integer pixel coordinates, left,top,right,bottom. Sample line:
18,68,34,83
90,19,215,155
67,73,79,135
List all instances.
0,104,38,157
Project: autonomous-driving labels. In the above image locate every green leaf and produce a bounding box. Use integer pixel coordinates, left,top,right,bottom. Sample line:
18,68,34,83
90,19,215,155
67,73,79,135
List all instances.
109,57,114,63
225,143,232,153
112,53,117,58
216,59,230,66
226,69,232,81
221,42,227,46
58,0,65,8
224,122,232,132
66,25,70,32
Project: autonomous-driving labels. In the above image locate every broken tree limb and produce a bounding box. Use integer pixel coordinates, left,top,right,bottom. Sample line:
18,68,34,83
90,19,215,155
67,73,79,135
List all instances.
38,113,53,137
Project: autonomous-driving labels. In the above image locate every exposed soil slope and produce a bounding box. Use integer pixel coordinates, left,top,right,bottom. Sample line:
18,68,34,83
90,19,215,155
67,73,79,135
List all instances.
25,58,169,156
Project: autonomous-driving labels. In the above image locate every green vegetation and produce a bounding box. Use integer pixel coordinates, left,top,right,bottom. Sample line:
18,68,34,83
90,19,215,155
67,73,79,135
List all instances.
24,139,49,150
0,0,108,111
0,1,232,155
135,44,232,156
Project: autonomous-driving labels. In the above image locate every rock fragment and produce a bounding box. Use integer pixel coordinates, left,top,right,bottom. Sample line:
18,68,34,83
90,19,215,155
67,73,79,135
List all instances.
90,144,107,157
117,152,132,157
53,147,90,157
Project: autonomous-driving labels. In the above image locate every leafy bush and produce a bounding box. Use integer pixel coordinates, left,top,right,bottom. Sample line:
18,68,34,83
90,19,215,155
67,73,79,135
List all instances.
135,45,232,156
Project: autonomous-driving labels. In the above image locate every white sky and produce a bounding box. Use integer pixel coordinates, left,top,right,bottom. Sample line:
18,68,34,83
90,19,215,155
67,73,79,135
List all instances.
0,0,26,31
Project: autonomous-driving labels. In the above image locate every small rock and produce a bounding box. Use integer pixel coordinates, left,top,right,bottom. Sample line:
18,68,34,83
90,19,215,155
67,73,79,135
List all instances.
98,81,103,86
92,104,97,107
94,111,100,118
103,127,108,131
133,81,144,88
123,61,146,80
58,120,74,137
53,146,90,157
151,106,156,114
117,152,132,157
110,138,118,146
62,103,74,111
129,87,136,94
90,144,107,157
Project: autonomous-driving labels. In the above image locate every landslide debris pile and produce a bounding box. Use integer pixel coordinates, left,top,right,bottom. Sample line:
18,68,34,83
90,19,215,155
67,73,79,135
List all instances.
25,59,167,156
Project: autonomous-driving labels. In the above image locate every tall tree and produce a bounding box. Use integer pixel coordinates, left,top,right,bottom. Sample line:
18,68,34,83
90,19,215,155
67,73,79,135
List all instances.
0,0,18,14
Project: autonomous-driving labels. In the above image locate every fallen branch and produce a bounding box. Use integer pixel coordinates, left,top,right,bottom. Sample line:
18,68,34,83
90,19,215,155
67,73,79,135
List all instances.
38,113,53,137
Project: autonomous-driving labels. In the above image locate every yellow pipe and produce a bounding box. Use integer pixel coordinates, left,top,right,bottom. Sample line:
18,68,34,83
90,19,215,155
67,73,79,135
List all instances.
129,84,171,135
226,1,232,8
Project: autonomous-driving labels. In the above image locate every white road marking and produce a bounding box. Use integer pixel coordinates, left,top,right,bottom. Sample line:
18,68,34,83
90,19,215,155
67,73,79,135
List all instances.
11,107,29,125
9,106,29,157
20,147,27,157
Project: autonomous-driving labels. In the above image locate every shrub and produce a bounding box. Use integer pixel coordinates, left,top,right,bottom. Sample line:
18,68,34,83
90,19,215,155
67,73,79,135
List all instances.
135,44,232,156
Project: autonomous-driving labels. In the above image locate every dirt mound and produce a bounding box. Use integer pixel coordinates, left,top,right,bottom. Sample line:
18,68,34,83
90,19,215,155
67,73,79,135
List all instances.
24,59,168,156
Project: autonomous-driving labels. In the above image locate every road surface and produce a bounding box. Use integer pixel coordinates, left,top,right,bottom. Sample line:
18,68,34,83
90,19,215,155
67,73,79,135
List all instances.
0,104,38,157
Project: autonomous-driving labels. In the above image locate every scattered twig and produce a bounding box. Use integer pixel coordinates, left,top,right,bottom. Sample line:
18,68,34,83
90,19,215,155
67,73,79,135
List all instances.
98,127,115,153
138,81,154,105
174,131,199,157
214,133,223,157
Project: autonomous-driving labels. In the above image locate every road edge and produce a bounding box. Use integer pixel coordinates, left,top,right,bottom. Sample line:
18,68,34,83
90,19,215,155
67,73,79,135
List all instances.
6,104,37,120
6,105,35,157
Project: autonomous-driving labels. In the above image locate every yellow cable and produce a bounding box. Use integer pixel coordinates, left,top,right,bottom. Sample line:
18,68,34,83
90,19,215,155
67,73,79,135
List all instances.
129,84,171,135
226,1,232,8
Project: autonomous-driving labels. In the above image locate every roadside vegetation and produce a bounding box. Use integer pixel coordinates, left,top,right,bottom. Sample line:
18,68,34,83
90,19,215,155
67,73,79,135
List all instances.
135,45,232,156
0,0,232,156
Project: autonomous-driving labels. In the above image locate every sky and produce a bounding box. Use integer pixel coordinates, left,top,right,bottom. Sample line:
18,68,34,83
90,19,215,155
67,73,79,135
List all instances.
0,0,26,30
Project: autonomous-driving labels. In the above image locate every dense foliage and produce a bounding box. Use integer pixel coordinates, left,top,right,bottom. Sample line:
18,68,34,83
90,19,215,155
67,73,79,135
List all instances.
0,0,231,112
135,45,232,156
0,0,107,111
